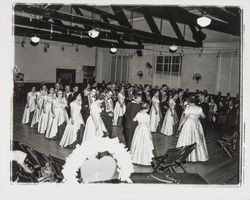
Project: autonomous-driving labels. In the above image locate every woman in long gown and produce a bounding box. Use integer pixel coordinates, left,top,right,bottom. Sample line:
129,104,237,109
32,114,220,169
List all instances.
60,92,85,148
37,88,55,134
31,84,47,128
82,94,107,142
161,92,179,136
150,90,161,132
22,86,36,125
176,97,209,162
113,87,126,126
45,90,68,140
130,102,154,166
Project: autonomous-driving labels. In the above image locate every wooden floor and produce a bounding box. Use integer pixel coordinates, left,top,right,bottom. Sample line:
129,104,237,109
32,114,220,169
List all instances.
13,103,240,184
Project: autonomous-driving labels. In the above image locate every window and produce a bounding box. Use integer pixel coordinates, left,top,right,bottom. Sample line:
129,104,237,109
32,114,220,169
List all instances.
156,55,182,75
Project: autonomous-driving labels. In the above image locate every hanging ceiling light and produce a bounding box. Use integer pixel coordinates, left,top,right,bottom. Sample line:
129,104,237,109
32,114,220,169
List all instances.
169,44,178,53
30,36,40,46
110,46,117,54
197,15,211,28
88,29,100,38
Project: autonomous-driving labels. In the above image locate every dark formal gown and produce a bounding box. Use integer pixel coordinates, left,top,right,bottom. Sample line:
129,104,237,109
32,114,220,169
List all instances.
123,101,141,150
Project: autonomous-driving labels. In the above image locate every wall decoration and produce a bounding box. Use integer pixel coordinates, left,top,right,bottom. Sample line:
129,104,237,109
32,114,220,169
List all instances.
193,73,202,83
137,71,143,79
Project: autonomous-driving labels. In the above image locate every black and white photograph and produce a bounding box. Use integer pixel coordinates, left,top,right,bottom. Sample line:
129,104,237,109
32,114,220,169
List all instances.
0,0,249,200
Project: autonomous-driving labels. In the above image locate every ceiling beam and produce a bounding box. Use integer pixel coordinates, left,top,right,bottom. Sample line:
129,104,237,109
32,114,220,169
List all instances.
14,26,143,49
77,5,117,22
111,6,132,28
15,15,200,47
111,5,143,47
72,6,90,30
204,7,238,23
165,8,184,40
14,4,201,47
124,6,240,36
141,7,161,35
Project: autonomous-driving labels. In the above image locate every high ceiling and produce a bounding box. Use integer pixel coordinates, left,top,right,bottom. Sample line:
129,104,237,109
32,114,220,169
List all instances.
14,4,241,49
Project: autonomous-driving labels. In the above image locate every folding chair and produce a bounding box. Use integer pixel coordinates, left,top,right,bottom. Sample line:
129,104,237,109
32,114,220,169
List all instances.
218,131,239,158
12,140,21,151
49,155,66,182
151,147,184,173
175,143,197,173
33,150,50,167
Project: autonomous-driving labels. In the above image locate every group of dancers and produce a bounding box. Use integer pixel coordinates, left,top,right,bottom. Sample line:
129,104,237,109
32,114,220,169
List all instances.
21,81,239,166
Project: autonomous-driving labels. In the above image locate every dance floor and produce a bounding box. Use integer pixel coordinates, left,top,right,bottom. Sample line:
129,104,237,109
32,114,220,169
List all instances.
12,103,240,184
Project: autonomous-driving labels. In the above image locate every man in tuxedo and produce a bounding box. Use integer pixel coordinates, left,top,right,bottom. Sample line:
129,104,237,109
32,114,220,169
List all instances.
225,100,237,134
175,89,184,120
198,93,210,135
64,85,72,118
142,85,150,103
183,88,190,100
158,84,167,102
123,93,142,150
81,87,97,123
101,89,114,138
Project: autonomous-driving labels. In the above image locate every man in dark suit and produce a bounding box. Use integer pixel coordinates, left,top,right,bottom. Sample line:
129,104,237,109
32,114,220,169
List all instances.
198,93,210,135
64,85,72,118
175,89,184,120
101,89,114,138
142,85,150,103
81,87,97,123
225,100,237,134
183,88,190,101
123,92,142,150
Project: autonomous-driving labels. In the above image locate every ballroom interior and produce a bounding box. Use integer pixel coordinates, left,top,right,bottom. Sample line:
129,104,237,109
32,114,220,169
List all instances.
12,4,241,185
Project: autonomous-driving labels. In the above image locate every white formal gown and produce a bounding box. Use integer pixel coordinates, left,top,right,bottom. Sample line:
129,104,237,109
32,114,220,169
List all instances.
150,96,161,132
60,101,84,147
176,105,209,162
161,98,178,136
113,92,126,126
22,91,36,124
45,97,68,139
82,101,107,142
31,91,46,128
37,94,55,134
130,112,154,166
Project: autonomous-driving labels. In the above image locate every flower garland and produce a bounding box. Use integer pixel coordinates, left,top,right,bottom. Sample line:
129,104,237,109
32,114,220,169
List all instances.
62,137,134,183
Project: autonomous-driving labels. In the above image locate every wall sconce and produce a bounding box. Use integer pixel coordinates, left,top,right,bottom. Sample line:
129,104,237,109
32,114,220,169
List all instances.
193,73,202,83
137,71,143,79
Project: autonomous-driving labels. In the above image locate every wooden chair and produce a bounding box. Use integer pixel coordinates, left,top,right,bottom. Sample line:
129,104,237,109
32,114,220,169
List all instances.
218,131,239,158
151,147,184,173
174,143,197,173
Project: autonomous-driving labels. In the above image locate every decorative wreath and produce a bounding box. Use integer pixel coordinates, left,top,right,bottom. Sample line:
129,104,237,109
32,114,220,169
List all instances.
62,137,134,183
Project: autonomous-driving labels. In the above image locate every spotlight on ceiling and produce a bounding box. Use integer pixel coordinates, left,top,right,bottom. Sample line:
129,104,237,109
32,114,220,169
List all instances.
30,36,40,46
110,46,117,54
169,44,178,53
88,29,100,38
192,29,207,43
136,49,143,57
197,15,211,28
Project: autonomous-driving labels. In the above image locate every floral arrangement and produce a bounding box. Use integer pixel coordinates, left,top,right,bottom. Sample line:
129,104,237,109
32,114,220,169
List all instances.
62,137,134,183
